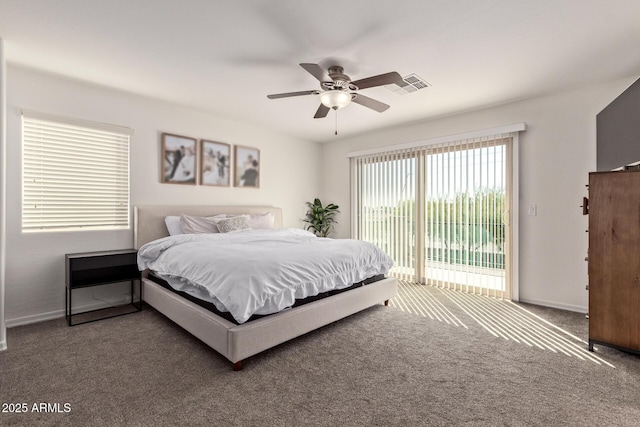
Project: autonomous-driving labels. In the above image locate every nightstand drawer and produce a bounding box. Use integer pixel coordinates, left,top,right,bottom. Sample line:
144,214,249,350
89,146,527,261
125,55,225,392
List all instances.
66,250,139,289
69,252,137,271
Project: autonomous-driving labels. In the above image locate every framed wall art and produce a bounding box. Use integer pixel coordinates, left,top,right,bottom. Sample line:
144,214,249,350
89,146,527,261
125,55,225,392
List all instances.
200,140,231,187
234,145,260,188
161,133,197,184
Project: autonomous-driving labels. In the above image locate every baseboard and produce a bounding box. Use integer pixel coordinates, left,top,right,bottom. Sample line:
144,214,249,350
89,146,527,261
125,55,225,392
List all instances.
518,297,587,314
6,309,64,328
0,339,7,351
6,296,135,328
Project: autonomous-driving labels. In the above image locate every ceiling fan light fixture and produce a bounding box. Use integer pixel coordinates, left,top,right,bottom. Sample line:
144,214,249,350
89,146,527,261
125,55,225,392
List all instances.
319,90,352,110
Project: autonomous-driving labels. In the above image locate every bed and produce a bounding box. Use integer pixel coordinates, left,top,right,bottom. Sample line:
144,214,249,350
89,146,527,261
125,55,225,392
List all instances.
134,205,398,370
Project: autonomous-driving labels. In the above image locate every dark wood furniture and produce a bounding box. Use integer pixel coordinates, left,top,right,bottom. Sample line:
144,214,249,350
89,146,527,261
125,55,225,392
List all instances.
65,249,142,326
588,170,640,353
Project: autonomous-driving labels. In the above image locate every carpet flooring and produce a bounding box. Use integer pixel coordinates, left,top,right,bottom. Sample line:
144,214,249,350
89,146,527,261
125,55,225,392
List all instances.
1,284,640,426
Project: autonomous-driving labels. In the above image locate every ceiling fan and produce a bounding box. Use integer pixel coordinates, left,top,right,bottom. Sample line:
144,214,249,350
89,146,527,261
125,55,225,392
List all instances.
267,63,407,119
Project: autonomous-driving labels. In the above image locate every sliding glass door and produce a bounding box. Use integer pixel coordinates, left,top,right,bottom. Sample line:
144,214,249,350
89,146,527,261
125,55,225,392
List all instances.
353,151,418,281
352,133,513,299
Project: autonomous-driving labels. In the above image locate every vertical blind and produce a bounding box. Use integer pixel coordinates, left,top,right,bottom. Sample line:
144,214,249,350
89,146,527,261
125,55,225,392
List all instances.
22,111,132,231
352,148,418,282
351,132,513,299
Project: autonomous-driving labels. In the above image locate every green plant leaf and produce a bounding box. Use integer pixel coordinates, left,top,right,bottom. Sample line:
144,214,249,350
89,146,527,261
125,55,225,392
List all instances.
304,197,340,237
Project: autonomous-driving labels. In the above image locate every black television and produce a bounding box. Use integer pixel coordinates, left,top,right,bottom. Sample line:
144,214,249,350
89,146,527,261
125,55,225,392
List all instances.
597,77,640,171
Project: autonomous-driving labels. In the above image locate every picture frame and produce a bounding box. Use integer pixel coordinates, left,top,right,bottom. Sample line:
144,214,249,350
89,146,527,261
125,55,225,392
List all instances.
234,145,260,188
161,133,197,184
200,140,231,187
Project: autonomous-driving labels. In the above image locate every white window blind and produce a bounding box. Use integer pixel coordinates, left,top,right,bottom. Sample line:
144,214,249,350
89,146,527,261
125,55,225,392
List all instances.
22,111,132,232
352,149,418,281
351,127,521,299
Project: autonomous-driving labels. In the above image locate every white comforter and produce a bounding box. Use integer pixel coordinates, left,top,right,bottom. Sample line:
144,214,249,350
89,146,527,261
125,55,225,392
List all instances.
137,229,393,324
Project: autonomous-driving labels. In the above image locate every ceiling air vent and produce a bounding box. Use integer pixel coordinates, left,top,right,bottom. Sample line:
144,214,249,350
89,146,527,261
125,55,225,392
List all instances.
386,73,430,95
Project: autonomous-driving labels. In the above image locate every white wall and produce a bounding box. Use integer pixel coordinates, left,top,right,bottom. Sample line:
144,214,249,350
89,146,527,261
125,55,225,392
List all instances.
320,77,637,313
5,66,320,326
4,64,636,326
0,39,7,350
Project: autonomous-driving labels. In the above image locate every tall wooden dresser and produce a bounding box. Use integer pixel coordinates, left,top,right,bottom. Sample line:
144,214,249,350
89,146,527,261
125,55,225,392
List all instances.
588,170,640,353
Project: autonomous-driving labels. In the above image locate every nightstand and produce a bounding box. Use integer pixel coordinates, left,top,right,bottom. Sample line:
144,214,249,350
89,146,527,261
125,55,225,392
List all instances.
65,249,142,326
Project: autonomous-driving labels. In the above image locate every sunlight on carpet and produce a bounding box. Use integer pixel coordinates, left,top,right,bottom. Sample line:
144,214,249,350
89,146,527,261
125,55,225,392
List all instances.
389,281,468,328
390,281,614,367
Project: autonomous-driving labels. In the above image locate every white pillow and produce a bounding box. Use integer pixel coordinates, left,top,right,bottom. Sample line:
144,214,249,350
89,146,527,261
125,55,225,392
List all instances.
166,213,273,234
248,212,275,229
180,214,230,234
216,215,251,233
164,216,183,236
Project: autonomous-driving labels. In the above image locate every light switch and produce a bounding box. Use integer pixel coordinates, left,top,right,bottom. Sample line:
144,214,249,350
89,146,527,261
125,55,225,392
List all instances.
528,204,537,216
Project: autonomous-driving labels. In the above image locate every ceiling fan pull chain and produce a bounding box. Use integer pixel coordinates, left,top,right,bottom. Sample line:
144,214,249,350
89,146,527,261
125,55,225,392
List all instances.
335,109,338,136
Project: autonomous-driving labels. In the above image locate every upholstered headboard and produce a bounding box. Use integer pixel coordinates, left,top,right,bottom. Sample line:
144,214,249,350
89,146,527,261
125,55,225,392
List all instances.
134,205,283,249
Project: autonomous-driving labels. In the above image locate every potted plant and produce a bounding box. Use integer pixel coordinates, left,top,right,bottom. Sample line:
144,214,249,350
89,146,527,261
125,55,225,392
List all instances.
303,198,340,237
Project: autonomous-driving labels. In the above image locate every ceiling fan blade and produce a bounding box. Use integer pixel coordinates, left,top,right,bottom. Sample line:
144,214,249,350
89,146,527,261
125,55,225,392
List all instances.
314,104,330,119
352,94,390,112
267,90,317,99
352,71,406,90
300,63,331,82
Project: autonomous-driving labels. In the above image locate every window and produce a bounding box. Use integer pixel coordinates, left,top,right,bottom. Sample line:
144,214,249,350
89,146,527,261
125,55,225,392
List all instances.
22,110,132,232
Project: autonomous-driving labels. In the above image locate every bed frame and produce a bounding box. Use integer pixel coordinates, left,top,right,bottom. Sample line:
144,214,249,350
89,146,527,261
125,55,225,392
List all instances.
134,205,398,370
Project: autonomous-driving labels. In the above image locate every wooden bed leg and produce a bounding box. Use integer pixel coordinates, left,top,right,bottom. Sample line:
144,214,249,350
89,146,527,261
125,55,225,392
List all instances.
384,299,389,306
233,361,243,371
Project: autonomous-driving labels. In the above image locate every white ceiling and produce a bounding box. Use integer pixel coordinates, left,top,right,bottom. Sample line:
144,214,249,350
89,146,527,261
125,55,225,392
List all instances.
1,0,640,143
